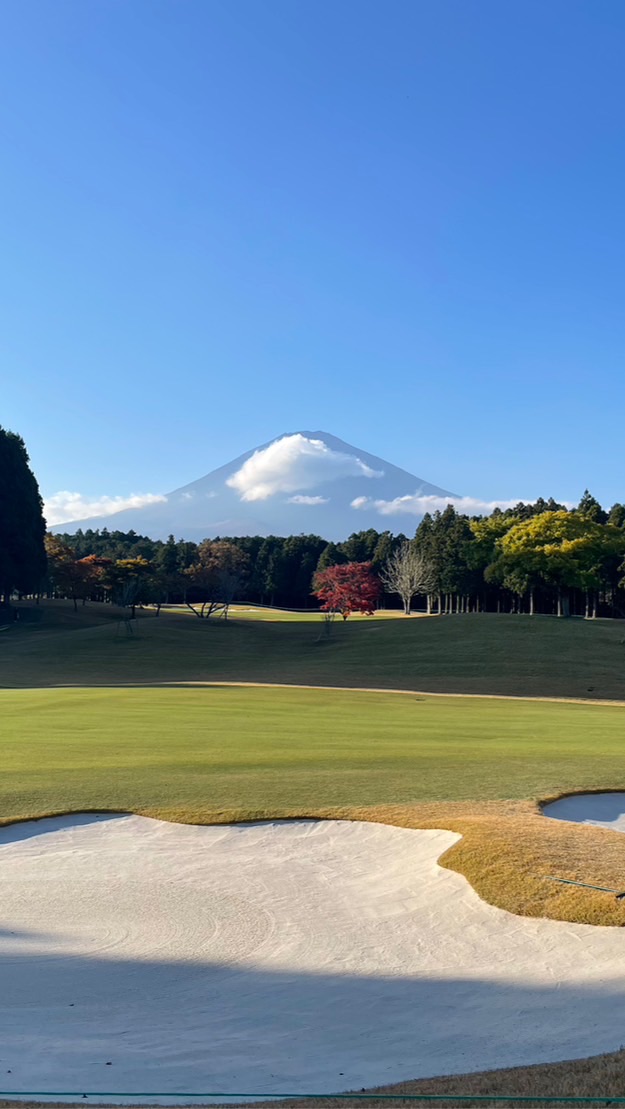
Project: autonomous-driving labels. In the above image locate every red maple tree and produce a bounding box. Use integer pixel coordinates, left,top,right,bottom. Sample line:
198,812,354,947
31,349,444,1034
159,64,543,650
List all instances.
312,561,381,620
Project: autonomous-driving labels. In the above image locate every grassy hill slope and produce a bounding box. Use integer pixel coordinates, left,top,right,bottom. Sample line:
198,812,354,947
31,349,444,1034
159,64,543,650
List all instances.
2,602,624,700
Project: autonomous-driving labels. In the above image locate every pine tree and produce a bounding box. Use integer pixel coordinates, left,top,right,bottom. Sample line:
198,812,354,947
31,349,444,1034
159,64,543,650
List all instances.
577,490,608,524
157,535,180,575
0,426,47,603
608,503,625,528
316,542,348,572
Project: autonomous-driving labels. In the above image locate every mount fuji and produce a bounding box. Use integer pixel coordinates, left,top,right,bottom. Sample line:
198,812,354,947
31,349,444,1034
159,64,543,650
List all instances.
52,431,459,541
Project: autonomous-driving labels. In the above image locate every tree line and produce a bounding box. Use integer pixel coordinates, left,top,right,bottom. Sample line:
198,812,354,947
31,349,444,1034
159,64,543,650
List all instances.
50,489,625,618
388,493,625,619
4,422,625,619
45,528,405,614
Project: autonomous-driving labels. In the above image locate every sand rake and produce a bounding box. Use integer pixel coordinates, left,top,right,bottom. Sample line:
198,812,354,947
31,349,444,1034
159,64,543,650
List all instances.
544,875,625,900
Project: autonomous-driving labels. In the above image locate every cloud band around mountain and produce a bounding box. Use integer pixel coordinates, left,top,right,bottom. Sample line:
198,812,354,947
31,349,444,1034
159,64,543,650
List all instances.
44,491,167,526
351,493,557,517
226,434,383,502
287,494,329,505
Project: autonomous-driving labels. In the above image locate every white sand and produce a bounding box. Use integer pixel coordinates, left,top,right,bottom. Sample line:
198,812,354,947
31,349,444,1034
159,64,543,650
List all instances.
544,791,625,832
2,815,625,1102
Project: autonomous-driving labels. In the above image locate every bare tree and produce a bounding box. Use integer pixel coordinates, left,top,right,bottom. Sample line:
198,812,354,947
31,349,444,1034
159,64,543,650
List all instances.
381,542,435,615
183,541,249,619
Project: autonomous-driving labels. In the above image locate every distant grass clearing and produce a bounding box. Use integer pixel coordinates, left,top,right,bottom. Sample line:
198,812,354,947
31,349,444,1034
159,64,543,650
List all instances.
3,684,625,926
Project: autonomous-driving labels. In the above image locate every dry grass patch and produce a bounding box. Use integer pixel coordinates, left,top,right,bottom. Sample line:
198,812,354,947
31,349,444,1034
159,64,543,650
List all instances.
227,1046,625,1108
3,800,625,1108
4,797,625,925
5,1048,625,1108
84,798,625,927
3,797,625,925
327,801,625,926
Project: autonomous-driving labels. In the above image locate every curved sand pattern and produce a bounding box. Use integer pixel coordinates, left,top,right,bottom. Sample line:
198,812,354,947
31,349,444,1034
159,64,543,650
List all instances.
2,815,625,1102
544,791,625,832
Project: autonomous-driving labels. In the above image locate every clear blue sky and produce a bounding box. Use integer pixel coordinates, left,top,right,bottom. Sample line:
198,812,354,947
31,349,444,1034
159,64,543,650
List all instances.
2,0,625,513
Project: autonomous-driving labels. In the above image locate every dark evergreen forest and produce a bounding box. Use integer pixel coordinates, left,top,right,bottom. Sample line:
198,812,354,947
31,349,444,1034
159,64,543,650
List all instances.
51,488,625,618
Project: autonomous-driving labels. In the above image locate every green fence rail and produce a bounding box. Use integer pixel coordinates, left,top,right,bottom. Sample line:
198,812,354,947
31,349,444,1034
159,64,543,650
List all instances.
0,1094,624,1103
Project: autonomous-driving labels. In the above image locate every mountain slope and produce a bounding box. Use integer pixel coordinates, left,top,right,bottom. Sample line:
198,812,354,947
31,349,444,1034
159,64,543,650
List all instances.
52,430,459,540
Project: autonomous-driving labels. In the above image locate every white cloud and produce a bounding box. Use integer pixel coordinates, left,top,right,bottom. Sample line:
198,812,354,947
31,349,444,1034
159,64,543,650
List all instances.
179,491,216,501
227,434,383,502
287,494,329,505
351,493,571,517
44,491,167,526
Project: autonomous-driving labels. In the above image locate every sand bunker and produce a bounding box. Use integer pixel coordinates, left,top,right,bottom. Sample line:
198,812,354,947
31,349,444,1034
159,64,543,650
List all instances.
544,792,625,832
2,815,625,1102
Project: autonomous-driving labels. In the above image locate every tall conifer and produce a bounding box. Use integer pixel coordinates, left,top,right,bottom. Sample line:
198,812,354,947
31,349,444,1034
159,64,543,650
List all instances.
0,426,47,602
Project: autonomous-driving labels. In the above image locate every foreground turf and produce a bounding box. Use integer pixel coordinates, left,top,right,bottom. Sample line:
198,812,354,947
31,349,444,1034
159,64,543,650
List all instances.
2,684,625,815
4,610,625,1099
3,684,625,926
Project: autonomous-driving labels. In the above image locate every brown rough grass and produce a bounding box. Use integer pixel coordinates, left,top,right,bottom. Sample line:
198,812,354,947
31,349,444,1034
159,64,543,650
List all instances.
2,798,625,925
136,798,625,927
345,799,625,927
4,1047,625,1108
223,1045,625,1106
2,804,625,1107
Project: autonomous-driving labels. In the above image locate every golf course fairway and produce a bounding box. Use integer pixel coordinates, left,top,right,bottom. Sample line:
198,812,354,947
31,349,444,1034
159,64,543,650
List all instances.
3,683,625,926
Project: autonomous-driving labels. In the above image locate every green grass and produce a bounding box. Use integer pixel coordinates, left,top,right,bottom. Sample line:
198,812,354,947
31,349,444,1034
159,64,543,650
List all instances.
161,604,325,621
4,602,625,701
164,603,411,621
2,685,625,823
226,605,410,621
5,602,625,926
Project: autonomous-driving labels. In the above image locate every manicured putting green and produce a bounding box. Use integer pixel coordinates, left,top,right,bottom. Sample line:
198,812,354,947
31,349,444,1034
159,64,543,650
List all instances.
2,685,625,822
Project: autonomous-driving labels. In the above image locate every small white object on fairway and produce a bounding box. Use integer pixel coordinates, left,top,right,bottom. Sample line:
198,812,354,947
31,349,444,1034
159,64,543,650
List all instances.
544,792,625,833
2,816,625,1103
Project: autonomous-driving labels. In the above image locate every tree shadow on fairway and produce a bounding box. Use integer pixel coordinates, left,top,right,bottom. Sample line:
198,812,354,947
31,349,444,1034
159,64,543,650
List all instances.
1,946,625,1101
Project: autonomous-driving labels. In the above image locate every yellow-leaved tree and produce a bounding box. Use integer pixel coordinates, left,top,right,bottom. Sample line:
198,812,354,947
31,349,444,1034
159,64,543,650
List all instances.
488,510,625,617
